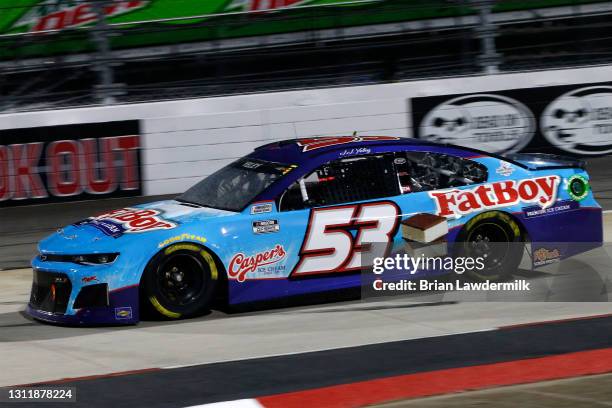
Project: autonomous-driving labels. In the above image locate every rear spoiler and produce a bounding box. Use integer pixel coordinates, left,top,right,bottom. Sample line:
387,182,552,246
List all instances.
503,153,586,171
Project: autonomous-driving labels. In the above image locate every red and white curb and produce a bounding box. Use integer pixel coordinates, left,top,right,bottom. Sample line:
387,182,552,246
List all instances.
187,347,612,408
13,314,612,407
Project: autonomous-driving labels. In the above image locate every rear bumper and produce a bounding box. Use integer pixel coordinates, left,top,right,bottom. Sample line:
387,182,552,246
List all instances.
520,205,603,265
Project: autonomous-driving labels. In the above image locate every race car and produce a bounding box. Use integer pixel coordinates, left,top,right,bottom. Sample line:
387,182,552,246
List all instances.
27,136,603,325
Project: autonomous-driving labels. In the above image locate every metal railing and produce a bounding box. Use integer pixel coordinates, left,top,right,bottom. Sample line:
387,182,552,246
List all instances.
1,0,612,112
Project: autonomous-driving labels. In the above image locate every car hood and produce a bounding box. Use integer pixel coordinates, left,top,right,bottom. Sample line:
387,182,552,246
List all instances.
38,200,238,254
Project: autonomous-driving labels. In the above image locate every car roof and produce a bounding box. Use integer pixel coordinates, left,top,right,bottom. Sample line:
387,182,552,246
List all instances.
244,136,529,205
248,136,453,165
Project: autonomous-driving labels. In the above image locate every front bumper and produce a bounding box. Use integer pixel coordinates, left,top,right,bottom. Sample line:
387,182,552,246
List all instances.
26,259,140,326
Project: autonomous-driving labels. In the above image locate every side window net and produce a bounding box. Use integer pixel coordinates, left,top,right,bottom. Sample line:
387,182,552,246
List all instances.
278,151,488,212
280,155,399,211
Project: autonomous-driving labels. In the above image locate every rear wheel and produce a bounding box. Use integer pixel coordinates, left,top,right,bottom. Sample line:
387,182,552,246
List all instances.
455,212,524,282
142,244,219,319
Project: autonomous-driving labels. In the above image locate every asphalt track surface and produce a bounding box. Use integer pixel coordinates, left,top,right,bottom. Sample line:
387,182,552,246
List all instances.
3,315,612,408
2,241,612,408
0,156,612,407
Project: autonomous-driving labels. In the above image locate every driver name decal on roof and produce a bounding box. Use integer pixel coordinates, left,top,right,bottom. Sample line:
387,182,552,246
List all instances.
75,207,177,237
296,136,401,152
429,176,560,218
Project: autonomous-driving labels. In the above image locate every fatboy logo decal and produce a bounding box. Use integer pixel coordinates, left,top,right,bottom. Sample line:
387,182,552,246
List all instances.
79,208,177,235
429,176,560,218
297,136,400,152
229,245,286,282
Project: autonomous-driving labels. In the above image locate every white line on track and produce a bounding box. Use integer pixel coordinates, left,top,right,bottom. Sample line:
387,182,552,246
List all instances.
185,399,264,408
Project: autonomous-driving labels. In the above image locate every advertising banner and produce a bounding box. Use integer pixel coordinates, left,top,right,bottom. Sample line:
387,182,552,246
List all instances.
411,81,612,156
0,121,142,207
1,0,607,60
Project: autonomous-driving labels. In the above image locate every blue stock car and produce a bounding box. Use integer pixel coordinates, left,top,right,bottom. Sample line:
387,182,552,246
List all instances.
27,136,603,325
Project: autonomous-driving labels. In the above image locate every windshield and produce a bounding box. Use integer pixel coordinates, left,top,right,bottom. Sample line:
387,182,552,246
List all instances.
177,158,295,211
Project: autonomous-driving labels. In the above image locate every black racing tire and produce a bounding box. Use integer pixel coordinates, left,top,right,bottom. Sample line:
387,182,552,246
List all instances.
141,243,219,319
455,212,524,282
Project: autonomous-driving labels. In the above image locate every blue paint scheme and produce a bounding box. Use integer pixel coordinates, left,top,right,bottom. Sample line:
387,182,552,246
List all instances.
27,137,603,325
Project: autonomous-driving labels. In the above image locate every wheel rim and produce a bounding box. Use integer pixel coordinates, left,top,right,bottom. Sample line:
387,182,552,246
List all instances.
156,253,206,307
466,222,511,271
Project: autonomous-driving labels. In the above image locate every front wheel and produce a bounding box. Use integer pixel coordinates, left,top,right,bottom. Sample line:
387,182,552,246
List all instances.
455,212,524,282
141,244,219,319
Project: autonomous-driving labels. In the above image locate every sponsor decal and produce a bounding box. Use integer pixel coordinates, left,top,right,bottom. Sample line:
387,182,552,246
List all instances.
541,86,612,155
429,176,560,218
14,1,149,33
0,121,141,207
164,243,203,255
58,229,78,240
253,220,280,234
533,247,561,267
418,94,535,154
523,199,579,219
281,165,298,175
242,161,264,169
74,218,124,237
251,201,274,214
296,136,400,152
76,208,177,237
114,307,133,320
81,276,98,284
241,161,296,175
496,162,515,177
158,233,207,249
229,245,286,282
566,174,590,201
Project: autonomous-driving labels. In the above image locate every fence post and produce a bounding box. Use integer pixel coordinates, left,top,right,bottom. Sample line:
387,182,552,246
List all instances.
90,0,124,104
473,0,501,74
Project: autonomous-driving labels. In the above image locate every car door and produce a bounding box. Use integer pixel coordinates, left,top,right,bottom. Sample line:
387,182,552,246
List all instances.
276,150,490,290
274,153,405,295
